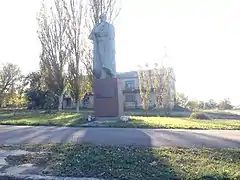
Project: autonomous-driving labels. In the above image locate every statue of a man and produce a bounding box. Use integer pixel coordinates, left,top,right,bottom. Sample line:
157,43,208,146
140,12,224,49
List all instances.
89,14,116,79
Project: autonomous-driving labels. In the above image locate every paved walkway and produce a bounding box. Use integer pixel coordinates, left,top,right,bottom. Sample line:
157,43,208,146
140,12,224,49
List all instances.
0,125,239,148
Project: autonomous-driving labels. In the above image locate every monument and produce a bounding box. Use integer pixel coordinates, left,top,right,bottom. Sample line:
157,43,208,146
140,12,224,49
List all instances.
89,14,123,118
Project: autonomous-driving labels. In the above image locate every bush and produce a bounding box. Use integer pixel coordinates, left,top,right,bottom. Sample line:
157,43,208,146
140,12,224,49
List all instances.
190,112,211,120
25,90,58,110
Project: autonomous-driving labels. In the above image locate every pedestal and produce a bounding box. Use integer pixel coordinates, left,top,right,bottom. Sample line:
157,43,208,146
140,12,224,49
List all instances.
93,78,124,118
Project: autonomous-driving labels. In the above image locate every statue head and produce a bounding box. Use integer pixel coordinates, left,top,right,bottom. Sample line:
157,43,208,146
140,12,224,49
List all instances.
99,14,107,23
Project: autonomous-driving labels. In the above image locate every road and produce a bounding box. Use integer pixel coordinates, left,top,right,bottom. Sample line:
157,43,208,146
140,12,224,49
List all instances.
0,125,239,148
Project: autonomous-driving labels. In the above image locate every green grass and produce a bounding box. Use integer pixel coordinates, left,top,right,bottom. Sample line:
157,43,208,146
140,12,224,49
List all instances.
100,116,240,130
1,109,240,130
3,144,240,179
0,109,89,127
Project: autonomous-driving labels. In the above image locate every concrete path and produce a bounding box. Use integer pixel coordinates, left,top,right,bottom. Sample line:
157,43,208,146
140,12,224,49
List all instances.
0,125,239,148
0,149,103,179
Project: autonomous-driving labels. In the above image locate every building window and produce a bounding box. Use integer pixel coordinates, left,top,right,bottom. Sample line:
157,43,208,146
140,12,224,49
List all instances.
125,94,136,102
125,80,135,89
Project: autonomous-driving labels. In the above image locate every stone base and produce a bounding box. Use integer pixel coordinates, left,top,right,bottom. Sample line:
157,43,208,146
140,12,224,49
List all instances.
93,78,124,118
94,116,121,121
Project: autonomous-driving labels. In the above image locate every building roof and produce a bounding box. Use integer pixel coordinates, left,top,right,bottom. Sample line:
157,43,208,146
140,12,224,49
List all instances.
116,71,138,79
117,68,176,81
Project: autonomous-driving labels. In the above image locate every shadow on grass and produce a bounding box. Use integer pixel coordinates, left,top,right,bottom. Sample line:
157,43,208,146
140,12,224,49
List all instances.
151,130,240,148
4,131,181,179
48,145,180,179
1,126,239,148
1,127,240,179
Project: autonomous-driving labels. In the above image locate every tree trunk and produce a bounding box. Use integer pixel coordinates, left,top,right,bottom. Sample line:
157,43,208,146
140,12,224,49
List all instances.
58,94,64,112
163,107,170,117
76,101,80,113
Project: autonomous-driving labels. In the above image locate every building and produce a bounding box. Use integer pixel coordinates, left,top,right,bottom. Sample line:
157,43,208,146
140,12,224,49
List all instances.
117,68,176,110
63,92,94,109
63,68,176,110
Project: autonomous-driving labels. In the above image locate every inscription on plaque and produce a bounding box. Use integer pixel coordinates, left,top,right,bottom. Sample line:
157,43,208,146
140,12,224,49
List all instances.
95,87,115,99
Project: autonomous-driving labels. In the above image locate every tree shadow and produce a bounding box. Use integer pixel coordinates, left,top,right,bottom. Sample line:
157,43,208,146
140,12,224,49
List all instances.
0,126,82,144
1,127,239,179
48,145,181,179
152,129,240,148
0,127,180,179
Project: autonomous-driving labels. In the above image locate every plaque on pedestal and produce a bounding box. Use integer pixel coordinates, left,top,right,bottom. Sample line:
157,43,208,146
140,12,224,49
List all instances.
93,78,124,118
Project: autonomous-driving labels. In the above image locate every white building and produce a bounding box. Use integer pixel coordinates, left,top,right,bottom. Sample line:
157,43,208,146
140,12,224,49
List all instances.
117,68,176,110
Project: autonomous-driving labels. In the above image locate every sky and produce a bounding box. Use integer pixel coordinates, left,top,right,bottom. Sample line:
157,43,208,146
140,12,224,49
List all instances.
0,0,240,105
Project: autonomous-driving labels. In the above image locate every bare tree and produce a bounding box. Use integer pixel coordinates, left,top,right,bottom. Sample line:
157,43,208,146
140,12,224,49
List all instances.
37,0,69,111
153,63,164,112
80,40,94,91
138,64,152,116
87,0,121,26
161,68,171,115
153,63,175,116
64,0,85,113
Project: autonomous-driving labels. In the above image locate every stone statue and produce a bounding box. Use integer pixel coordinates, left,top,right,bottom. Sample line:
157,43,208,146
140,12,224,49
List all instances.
89,14,116,79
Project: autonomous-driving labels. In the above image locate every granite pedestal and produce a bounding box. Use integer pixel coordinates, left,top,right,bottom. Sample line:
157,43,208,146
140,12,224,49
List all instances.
93,78,124,119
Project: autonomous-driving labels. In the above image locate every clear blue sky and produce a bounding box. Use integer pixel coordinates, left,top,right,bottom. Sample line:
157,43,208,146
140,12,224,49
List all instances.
0,0,240,105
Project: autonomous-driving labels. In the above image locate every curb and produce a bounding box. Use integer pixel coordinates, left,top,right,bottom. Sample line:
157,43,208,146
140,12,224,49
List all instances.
0,173,103,180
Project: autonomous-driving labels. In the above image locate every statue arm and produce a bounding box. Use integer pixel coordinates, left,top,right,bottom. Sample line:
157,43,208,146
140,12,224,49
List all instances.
109,24,115,40
88,31,94,40
89,26,96,41
109,24,115,53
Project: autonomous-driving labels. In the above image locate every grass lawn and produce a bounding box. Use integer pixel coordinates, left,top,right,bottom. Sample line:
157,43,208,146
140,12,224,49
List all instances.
100,116,240,130
0,109,240,130
2,144,240,179
0,109,89,127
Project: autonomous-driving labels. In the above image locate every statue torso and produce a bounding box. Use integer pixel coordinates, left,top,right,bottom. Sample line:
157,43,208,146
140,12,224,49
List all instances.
94,22,113,41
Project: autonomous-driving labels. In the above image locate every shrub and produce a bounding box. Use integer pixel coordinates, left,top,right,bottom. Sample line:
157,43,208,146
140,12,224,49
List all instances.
190,112,211,120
